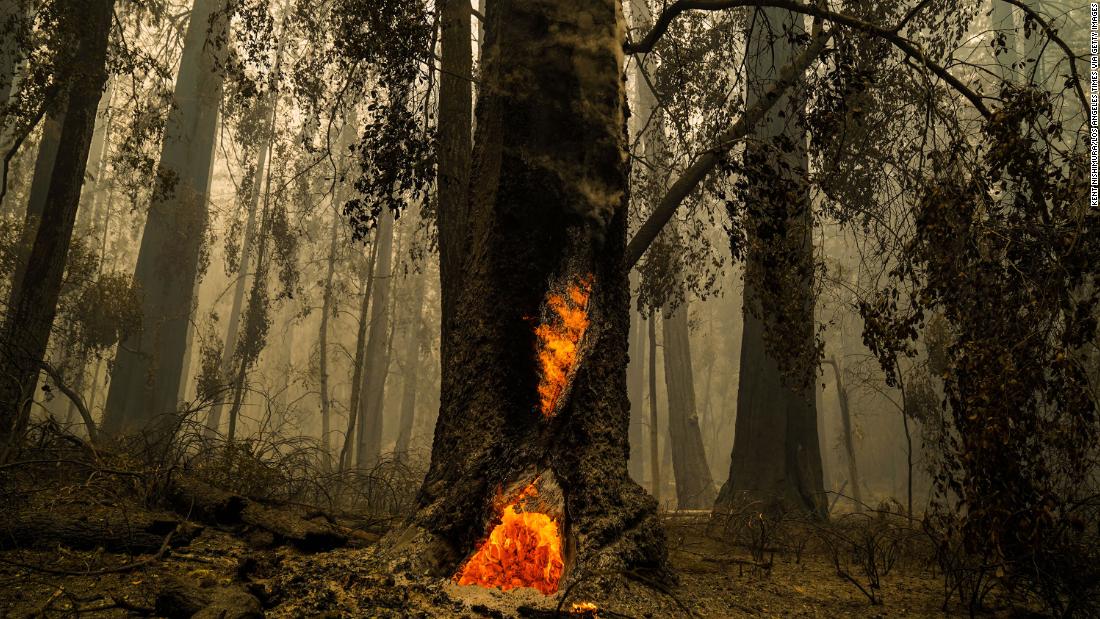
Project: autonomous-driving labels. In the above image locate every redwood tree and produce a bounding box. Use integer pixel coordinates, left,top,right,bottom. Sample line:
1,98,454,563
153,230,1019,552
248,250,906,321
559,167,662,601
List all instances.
0,0,115,453
103,0,228,434
389,0,667,579
716,7,826,517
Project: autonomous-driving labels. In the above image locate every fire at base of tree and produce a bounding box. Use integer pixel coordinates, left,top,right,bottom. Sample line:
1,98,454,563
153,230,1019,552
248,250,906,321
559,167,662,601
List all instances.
0,0,1096,616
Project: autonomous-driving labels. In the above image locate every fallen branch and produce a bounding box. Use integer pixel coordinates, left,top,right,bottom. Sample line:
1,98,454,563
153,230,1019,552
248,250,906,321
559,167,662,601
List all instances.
1,524,180,576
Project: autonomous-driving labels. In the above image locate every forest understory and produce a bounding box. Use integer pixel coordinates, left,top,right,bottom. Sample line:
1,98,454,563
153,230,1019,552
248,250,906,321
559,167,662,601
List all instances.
0,425,1047,619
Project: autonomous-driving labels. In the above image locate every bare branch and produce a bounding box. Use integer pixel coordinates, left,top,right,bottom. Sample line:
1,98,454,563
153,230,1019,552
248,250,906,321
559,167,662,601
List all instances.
623,0,991,118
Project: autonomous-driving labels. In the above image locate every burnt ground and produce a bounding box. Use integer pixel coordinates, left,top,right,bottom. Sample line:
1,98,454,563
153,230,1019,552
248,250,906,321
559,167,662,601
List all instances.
0,436,1035,619
0,505,1014,618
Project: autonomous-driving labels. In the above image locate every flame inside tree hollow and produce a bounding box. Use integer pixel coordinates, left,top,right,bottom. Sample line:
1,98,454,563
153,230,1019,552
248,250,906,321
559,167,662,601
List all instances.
535,275,594,417
454,483,565,595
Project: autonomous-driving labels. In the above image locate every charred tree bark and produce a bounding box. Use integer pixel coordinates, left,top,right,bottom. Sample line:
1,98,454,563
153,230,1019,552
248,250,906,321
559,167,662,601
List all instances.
716,8,826,518
661,305,716,509
355,208,394,469
390,0,666,580
102,0,227,435
0,0,114,452
437,0,473,336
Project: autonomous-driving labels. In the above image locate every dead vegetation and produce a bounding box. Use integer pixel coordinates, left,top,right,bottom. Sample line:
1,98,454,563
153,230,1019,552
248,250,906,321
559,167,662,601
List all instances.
0,422,1091,617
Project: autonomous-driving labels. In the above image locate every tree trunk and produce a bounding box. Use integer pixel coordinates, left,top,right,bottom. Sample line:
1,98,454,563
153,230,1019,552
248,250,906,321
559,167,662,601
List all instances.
629,0,667,505
662,304,716,509
395,269,427,459
338,239,378,472
206,126,267,436
626,303,646,484
318,201,339,465
11,107,64,295
990,0,1018,84
824,356,862,512
76,80,114,234
434,0,474,476
102,0,228,435
389,0,666,583
355,208,395,469
226,106,282,442
647,315,661,504
0,2,23,110
716,8,826,517
0,0,114,452
436,0,473,329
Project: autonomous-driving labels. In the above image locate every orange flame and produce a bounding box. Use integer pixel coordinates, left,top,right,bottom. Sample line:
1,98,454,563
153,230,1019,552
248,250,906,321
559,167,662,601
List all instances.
454,484,565,595
535,276,594,416
571,601,600,616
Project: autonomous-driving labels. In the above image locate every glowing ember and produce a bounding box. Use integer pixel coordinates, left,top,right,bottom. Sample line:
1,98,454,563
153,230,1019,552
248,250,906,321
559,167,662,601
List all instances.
454,484,565,595
571,601,600,616
535,275,594,416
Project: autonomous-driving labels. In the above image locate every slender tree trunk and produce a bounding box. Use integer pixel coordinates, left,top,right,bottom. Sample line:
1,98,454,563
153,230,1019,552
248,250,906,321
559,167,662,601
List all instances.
648,315,661,505
716,8,826,517
76,80,113,234
102,0,228,435
662,304,716,509
824,356,862,512
318,201,339,466
355,208,395,469
392,0,666,580
626,302,646,483
991,0,1018,84
0,0,114,453
11,108,63,294
395,269,427,459
338,239,378,472
206,123,269,435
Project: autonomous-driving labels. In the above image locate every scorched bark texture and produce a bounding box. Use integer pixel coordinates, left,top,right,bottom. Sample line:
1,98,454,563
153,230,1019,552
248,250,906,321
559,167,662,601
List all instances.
389,0,667,582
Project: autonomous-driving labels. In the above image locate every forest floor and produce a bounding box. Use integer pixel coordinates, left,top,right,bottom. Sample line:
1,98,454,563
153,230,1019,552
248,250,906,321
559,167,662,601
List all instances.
0,507,1006,618
0,444,1028,618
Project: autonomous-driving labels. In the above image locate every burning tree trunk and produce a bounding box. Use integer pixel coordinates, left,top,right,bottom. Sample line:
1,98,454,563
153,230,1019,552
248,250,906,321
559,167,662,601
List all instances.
387,0,666,591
